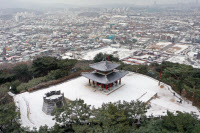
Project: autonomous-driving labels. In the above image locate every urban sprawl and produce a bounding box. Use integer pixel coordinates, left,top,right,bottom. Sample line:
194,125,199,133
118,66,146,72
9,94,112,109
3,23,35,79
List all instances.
0,6,200,68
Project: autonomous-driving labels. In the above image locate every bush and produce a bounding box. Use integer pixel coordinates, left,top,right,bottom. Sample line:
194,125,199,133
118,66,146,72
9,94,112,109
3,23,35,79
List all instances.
46,69,68,81
74,60,92,70
10,80,21,94
31,56,58,77
28,70,90,92
12,63,32,82
122,64,133,71
93,53,119,63
0,70,15,84
0,85,13,104
31,57,77,78
16,76,48,93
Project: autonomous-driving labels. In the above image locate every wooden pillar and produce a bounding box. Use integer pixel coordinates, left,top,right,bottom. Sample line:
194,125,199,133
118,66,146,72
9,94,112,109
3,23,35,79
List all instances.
116,80,118,85
119,79,121,85
106,84,108,90
89,79,91,85
101,84,103,89
109,83,112,90
93,81,95,87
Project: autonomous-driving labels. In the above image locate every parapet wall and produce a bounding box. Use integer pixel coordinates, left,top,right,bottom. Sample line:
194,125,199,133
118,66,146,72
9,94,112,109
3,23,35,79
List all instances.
42,90,65,115
43,90,64,104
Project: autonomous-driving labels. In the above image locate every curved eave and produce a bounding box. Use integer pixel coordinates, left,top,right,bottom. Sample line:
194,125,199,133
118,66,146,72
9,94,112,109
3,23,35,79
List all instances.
81,71,129,84
89,61,120,72
90,65,120,72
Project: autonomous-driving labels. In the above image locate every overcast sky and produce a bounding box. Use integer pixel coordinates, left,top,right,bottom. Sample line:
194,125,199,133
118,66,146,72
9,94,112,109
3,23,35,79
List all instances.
14,0,197,5
0,0,198,8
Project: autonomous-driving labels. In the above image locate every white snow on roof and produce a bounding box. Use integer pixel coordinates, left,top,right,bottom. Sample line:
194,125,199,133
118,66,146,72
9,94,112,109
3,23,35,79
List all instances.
127,58,146,64
156,42,172,46
45,94,62,100
13,72,200,130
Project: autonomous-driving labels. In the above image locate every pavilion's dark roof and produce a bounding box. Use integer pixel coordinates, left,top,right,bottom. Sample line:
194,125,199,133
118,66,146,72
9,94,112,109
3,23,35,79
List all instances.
89,61,120,72
82,71,129,84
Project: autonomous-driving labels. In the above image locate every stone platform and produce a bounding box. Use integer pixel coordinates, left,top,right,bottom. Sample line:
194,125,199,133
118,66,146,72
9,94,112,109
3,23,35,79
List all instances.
86,83,125,95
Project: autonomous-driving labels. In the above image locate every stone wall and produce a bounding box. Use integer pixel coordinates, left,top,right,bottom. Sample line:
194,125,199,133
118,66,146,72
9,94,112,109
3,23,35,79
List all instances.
42,90,65,115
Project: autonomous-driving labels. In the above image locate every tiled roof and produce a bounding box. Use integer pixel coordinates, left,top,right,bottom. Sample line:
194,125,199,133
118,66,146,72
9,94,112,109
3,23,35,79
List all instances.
89,61,120,72
82,70,129,84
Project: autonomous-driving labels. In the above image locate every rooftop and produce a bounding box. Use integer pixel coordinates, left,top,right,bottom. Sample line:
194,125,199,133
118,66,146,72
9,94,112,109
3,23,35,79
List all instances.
89,61,120,72
82,70,128,84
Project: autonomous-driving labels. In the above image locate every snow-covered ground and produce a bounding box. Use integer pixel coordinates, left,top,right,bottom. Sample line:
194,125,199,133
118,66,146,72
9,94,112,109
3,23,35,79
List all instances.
173,44,190,54
187,51,200,68
156,42,172,46
166,44,190,54
81,46,137,60
127,58,146,64
147,42,172,50
62,53,74,59
123,58,146,65
166,46,200,69
147,84,199,117
14,72,200,129
167,55,200,69
167,56,187,64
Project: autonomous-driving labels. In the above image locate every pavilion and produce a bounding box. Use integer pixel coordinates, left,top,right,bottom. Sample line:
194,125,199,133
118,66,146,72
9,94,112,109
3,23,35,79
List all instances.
82,60,128,91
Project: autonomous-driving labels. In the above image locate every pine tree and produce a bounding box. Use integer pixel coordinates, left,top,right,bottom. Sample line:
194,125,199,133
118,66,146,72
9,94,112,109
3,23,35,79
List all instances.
53,99,91,132
91,102,130,133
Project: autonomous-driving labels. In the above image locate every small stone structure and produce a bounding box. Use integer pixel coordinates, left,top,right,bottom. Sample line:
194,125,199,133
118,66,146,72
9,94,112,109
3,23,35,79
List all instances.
42,90,65,115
